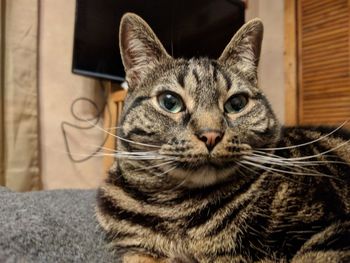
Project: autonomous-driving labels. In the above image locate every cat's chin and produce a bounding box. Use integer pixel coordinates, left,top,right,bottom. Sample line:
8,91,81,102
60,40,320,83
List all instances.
168,164,237,188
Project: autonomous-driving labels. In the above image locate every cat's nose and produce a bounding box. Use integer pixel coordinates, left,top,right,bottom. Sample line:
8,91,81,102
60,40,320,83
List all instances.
197,129,223,151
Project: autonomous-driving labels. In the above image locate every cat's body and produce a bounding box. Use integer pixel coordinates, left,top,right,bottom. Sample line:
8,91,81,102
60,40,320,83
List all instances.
96,13,350,262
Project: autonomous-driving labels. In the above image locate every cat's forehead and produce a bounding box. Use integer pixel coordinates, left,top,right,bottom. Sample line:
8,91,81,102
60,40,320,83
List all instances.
156,58,256,103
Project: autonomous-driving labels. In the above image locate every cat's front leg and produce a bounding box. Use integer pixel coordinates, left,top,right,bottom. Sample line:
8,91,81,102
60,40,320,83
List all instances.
291,251,349,263
202,255,274,263
123,253,186,263
123,253,168,263
213,256,287,263
290,221,350,263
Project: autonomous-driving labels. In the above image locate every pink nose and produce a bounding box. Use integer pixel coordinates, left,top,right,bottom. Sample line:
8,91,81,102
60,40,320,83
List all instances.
197,130,223,151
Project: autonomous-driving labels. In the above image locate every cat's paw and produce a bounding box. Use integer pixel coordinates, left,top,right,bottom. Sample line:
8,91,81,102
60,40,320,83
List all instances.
122,253,167,263
291,251,350,263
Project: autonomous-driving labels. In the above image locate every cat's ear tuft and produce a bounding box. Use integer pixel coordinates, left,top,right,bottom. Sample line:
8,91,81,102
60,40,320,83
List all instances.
218,18,263,78
119,13,170,89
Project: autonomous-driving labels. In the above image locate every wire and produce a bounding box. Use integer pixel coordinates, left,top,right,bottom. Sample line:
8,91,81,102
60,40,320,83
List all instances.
61,80,112,163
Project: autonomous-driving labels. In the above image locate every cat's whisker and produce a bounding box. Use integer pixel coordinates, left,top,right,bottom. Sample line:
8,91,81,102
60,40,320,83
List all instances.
243,155,332,178
252,150,338,161
50,151,164,160
116,152,162,156
131,160,178,172
253,138,350,161
84,144,160,155
251,152,322,164
48,145,165,161
243,158,316,176
96,148,160,156
236,160,300,184
257,121,348,151
238,159,302,184
223,118,230,129
166,171,193,191
113,149,179,161
105,126,123,131
104,153,160,160
171,177,189,191
235,161,256,175
285,139,350,161
103,150,172,160
115,156,170,161
241,159,337,179
155,165,178,178
249,152,349,166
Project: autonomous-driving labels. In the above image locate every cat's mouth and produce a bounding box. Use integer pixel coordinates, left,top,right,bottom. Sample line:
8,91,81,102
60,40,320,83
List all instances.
159,143,252,187
168,162,238,188
176,157,233,170
173,151,243,167
166,155,242,188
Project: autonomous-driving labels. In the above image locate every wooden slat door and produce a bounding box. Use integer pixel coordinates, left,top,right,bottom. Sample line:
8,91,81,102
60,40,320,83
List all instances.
297,0,350,125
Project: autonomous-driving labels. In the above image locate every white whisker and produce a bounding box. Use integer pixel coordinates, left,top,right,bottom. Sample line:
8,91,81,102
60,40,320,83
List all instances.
237,160,300,184
253,138,350,162
257,121,347,151
252,150,338,161
132,160,178,172
105,126,123,131
171,177,189,190
243,155,332,178
241,160,336,179
235,161,260,176
155,165,178,177
85,143,159,154
250,152,349,166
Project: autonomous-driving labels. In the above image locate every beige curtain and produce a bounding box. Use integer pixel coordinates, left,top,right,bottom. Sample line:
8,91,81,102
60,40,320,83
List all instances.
0,0,5,186
0,0,41,191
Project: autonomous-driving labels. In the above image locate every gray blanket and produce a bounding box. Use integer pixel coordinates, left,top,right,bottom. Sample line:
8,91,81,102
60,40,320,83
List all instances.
0,187,116,262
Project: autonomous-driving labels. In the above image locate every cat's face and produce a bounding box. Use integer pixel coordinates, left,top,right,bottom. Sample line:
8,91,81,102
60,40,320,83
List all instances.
117,13,281,188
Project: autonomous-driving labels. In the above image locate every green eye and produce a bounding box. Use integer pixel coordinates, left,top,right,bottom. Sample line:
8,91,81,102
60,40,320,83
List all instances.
224,94,249,113
157,92,184,113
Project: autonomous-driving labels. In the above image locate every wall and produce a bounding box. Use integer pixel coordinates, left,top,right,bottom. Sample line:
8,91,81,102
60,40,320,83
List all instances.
39,0,104,189
246,0,285,123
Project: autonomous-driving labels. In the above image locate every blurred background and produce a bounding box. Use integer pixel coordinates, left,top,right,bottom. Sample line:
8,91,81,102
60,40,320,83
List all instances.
0,0,349,191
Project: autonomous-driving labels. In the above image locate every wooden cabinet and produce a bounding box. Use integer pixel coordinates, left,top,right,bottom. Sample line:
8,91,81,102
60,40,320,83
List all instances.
285,0,350,126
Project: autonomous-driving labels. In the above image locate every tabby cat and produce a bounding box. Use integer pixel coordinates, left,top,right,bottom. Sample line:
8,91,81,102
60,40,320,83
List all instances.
96,13,350,263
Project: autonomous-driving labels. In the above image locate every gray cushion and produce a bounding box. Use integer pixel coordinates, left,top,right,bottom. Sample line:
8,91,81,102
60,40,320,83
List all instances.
0,187,117,262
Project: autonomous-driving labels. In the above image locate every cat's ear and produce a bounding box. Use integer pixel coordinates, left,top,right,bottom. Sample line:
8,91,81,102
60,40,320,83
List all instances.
218,18,263,79
119,13,170,88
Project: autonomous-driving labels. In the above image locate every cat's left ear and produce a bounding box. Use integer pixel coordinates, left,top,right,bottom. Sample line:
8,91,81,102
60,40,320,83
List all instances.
218,18,263,78
119,13,171,89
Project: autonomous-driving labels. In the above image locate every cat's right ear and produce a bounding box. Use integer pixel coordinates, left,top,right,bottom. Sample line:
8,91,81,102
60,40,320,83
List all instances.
218,18,263,80
119,13,170,89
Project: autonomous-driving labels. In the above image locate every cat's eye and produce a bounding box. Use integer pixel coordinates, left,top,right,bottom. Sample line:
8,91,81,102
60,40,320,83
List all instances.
157,92,185,113
224,94,249,113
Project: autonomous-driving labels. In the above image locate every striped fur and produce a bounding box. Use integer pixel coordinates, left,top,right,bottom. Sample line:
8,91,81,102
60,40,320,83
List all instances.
97,13,350,262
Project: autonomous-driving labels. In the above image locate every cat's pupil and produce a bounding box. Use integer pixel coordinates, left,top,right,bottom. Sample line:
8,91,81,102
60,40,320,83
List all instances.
225,94,248,113
158,92,184,113
164,95,177,109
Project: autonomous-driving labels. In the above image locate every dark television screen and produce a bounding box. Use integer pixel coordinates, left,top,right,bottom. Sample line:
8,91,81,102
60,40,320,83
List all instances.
72,0,245,82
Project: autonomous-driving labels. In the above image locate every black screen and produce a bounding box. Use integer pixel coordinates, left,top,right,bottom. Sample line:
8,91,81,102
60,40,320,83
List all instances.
72,0,245,82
